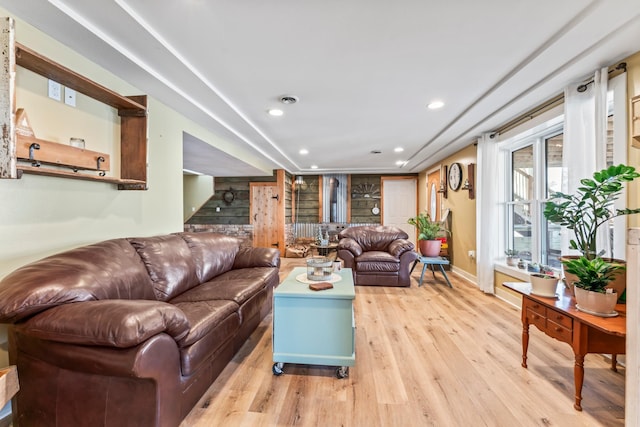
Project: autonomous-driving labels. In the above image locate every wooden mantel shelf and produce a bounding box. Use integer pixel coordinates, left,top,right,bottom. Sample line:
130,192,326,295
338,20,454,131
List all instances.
15,43,146,114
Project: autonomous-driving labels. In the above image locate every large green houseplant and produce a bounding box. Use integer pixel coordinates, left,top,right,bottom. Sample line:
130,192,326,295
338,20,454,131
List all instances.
407,212,448,257
544,164,640,312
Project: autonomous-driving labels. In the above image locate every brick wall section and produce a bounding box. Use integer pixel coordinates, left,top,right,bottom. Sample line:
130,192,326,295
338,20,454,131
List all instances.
184,224,253,248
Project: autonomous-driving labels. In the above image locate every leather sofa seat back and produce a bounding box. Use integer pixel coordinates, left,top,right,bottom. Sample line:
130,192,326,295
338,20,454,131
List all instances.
128,234,200,301
339,225,410,252
0,238,156,323
179,232,240,283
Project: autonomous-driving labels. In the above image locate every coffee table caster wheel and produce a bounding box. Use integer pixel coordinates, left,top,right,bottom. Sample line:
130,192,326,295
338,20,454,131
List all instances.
336,366,349,379
272,363,284,376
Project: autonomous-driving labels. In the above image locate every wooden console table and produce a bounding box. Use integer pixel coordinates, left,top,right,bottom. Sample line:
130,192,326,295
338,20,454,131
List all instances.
504,282,625,411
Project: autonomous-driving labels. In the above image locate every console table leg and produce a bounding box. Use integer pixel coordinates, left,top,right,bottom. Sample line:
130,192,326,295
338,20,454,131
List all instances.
611,354,618,372
522,319,529,368
574,354,585,411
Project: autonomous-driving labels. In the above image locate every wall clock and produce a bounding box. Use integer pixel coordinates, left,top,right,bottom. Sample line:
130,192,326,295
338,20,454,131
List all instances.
448,162,463,191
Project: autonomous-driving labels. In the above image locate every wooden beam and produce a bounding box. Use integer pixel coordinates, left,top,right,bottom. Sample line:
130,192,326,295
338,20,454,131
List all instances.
0,365,19,410
0,17,16,179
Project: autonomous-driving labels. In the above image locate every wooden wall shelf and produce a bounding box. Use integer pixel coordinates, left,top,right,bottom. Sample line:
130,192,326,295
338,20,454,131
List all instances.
0,17,148,189
17,165,145,187
15,43,146,114
16,134,111,172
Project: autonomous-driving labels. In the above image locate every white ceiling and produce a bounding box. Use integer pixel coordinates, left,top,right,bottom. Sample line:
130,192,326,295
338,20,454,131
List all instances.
3,1,640,176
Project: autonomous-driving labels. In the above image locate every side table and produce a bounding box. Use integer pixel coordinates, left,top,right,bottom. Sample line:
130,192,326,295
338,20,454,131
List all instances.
410,256,452,287
309,243,339,260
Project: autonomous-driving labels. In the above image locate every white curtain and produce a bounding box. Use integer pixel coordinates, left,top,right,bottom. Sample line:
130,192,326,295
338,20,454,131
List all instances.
561,67,608,256
476,133,504,294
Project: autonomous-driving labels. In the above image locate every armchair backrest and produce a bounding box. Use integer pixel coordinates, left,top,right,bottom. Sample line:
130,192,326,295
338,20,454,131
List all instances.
338,226,409,252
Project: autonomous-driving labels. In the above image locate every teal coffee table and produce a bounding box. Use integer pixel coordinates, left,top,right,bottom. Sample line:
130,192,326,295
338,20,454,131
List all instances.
272,267,355,378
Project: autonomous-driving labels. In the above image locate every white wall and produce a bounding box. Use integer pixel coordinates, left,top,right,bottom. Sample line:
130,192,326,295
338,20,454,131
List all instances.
183,174,214,221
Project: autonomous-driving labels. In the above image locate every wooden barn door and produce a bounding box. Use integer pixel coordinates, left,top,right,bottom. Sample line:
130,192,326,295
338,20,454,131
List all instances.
250,182,280,249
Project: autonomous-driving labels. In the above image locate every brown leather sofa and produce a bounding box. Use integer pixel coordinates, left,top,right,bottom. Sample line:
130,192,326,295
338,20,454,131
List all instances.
337,225,417,287
0,232,280,427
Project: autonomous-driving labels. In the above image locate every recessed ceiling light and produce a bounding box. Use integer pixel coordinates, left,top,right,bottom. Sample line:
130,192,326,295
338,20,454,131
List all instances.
395,160,406,166
299,149,309,155
394,147,404,153
427,101,444,110
268,108,284,116
311,165,318,169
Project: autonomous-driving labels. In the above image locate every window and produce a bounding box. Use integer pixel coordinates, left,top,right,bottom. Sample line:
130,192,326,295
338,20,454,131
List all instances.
506,125,563,268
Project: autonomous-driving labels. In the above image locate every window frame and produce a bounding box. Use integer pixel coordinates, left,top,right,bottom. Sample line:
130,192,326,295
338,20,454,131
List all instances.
503,120,563,268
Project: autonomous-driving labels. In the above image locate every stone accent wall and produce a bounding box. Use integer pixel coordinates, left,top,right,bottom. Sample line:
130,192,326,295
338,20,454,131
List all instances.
183,224,253,248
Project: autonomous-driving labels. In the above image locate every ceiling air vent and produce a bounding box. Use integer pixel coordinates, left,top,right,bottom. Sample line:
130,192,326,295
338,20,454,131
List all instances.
279,96,298,104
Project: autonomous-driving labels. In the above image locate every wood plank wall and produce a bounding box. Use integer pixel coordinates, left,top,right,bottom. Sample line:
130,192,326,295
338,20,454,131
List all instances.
350,174,382,224
187,173,277,225
187,173,416,226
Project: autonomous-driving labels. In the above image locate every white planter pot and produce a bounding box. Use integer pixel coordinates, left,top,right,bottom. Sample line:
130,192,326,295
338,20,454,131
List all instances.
574,287,618,317
506,256,518,267
529,274,559,297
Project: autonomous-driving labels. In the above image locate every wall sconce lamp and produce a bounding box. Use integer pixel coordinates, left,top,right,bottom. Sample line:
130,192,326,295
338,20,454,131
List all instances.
436,165,448,198
464,163,475,199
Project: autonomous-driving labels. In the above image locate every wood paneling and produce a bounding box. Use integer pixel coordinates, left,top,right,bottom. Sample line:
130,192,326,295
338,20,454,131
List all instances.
350,174,381,224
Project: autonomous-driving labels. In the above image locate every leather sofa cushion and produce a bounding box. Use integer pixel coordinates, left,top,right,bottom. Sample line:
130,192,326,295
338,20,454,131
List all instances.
178,232,240,283
129,235,200,301
170,277,265,306
215,266,279,286
17,300,190,347
0,239,156,323
172,300,240,376
356,251,400,272
233,247,281,269
172,299,239,348
177,311,240,376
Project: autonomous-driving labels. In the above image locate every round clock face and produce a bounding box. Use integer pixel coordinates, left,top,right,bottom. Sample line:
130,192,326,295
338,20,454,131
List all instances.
448,163,462,191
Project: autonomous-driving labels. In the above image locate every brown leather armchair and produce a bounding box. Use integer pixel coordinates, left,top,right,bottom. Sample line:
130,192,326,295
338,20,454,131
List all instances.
337,226,418,287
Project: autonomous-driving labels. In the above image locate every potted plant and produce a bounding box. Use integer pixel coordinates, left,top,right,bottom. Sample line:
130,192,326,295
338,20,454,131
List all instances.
505,249,519,267
564,257,623,315
544,164,640,313
407,212,448,257
529,272,559,297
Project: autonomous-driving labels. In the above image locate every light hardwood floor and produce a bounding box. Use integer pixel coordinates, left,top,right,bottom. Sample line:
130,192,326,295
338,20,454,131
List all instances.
181,258,625,426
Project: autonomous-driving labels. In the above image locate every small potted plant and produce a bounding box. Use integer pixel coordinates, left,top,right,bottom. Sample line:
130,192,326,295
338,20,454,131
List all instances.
505,249,519,267
529,272,559,298
544,164,640,313
563,257,623,315
407,212,448,257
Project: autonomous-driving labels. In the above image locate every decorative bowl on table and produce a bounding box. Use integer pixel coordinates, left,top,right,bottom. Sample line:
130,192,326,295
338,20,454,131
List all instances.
306,257,333,281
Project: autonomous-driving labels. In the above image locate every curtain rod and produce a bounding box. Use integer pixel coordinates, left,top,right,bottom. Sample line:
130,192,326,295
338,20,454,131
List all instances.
577,62,627,92
491,61,627,137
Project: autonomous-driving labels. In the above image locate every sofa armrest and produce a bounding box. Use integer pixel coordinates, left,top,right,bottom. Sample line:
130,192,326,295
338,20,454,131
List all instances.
338,238,363,257
17,300,190,348
388,239,415,258
233,247,280,269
